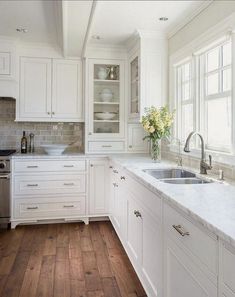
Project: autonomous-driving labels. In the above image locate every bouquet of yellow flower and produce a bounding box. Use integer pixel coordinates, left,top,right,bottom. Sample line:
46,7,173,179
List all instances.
141,106,175,161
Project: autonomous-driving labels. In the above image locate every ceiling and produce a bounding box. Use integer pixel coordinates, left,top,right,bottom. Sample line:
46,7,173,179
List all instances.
0,0,58,45
89,0,207,46
0,0,211,56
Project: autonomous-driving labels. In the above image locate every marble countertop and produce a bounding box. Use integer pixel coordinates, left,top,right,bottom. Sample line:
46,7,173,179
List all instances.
11,151,235,247
108,154,235,248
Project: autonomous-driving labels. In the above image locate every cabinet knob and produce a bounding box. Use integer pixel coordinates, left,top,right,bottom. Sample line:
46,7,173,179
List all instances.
113,183,118,187
47,112,50,115
113,170,118,174
89,132,92,135
120,176,125,180
129,145,133,148
134,210,142,218
90,164,94,167
109,166,113,169
52,112,55,115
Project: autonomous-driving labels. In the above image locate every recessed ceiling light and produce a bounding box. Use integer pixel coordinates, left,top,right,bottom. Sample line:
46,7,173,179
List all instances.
92,35,101,40
159,17,168,21
16,28,28,33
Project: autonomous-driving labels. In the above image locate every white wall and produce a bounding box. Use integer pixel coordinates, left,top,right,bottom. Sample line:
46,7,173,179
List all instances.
169,1,235,55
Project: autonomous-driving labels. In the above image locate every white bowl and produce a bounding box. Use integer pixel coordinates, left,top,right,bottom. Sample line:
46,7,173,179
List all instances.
41,144,68,155
95,112,117,120
100,88,113,102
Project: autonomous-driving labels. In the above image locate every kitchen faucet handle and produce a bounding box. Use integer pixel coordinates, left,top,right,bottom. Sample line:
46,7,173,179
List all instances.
209,155,212,167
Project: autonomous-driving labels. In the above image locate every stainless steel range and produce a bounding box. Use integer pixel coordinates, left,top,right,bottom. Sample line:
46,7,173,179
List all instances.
0,149,16,227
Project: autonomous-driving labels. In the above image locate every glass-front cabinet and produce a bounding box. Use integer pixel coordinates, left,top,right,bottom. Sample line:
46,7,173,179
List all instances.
130,55,140,118
88,59,125,139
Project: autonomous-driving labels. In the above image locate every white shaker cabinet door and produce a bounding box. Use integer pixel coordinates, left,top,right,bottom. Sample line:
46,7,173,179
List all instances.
164,236,217,297
0,52,10,75
89,159,109,215
128,124,149,152
52,59,83,121
19,57,52,119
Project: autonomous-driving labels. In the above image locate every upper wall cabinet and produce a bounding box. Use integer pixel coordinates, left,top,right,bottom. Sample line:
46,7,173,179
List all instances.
0,52,11,76
128,34,167,122
17,57,83,122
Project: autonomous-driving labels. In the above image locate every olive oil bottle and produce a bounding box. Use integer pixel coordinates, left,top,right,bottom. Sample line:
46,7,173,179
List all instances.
21,131,27,154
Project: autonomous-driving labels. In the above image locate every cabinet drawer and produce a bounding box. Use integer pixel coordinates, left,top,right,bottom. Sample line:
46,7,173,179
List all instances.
88,141,125,152
14,197,85,219
222,244,235,294
126,173,162,221
14,174,86,196
14,159,86,173
164,203,217,275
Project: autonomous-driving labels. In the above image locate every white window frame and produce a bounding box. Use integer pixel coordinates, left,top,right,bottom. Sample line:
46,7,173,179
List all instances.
172,37,233,159
199,40,232,153
174,58,195,143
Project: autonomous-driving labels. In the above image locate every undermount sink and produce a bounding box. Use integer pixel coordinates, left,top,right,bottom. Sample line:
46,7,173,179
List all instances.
160,178,211,184
142,168,213,184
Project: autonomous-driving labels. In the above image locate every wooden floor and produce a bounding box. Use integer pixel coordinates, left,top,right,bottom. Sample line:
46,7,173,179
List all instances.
0,221,147,297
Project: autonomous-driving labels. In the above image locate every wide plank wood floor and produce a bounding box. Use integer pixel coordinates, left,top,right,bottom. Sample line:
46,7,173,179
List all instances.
0,222,147,297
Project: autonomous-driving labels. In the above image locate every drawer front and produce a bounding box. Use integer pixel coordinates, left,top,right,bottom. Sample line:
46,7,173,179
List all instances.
14,174,86,196
14,160,86,173
14,197,85,219
125,172,162,221
164,203,217,275
222,244,235,294
88,141,125,152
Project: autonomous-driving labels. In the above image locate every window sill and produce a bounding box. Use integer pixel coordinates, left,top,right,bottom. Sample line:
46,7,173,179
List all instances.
168,144,235,166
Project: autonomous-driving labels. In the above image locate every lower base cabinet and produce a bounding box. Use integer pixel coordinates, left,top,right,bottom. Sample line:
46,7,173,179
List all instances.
221,242,235,297
164,236,217,297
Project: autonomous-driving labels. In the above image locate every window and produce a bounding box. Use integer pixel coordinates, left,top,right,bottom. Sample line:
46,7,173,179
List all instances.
175,60,194,142
174,39,232,154
201,41,232,152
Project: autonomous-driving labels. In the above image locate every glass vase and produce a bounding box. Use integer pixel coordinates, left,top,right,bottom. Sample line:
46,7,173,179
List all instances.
151,139,161,162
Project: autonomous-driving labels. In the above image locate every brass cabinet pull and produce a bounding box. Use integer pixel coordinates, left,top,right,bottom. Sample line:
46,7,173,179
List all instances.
27,165,38,168
134,210,142,218
172,224,190,236
27,206,38,210
27,184,38,187
63,165,74,168
64,183,74,186
63,205,74,208
120,176,125,180
102,145,112,148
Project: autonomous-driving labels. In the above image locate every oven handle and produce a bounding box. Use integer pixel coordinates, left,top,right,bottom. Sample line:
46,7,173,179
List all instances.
0,174,10,179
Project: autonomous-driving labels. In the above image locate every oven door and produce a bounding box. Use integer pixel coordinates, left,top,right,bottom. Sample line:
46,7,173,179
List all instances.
0,173,10,222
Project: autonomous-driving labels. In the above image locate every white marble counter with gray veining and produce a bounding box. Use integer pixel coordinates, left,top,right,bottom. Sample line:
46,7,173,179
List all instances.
108,154,235,248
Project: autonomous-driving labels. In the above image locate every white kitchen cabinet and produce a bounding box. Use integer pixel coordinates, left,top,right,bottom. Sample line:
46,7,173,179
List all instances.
0,52,10,75
128,123,149,152
220,242,235,297
127,34,167,122
86,58,125,153
109,165,127,241
126,178,163,297
52,59,83,121
89,159,109,215
164,203,217,297
11,158,88,228
18,57,83,122
19,57,52,119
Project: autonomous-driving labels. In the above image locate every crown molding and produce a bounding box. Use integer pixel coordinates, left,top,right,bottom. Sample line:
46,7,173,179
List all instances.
167,0,214,39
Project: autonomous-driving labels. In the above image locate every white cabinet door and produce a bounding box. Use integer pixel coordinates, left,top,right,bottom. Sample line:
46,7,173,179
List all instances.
0,52,10,75
52,59,83,121
89,159,109,215
221,243,235,297
164,236,217,297
128,124,149,152
19,57,52,119
142,212,162,297
126,194,143,265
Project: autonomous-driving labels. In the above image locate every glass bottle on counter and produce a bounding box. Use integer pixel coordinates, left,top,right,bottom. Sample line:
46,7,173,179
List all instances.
21,131,27,154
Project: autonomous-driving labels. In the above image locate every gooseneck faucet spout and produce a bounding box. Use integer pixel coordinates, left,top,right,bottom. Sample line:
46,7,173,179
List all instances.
184,131,212,174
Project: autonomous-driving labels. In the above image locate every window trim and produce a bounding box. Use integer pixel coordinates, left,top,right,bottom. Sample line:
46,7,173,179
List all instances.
173,37,233,156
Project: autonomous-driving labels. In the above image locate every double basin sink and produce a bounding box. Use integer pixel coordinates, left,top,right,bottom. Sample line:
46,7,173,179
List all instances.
142,168,213,185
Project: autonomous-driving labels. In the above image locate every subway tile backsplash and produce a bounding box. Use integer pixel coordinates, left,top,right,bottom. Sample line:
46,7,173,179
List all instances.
0,99,84,151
